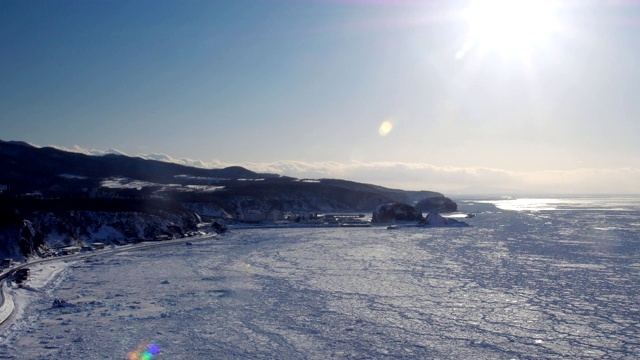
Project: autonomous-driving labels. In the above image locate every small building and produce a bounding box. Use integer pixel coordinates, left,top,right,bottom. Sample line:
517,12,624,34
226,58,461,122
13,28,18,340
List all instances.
1,258,12,269
266,210,285,222
239,210,266,223
62,246,80,255
93,242,105,250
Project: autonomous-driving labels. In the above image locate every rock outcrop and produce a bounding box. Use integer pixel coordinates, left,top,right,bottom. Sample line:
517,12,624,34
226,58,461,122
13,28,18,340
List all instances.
415,196,457,213
371,203,423,223
0,219,46,260
0,209,200,260
418,212,469,227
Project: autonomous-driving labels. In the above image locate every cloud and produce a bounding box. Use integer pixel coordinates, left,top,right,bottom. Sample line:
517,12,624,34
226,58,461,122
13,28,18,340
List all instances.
212,160,640,195
240,162,640,195
46,144,640,195
48,145,128,157
138,153,177,163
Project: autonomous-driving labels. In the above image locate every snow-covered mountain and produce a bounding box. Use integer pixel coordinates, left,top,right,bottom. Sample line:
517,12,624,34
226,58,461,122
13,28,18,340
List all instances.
0,139,458,259
0,202,200,260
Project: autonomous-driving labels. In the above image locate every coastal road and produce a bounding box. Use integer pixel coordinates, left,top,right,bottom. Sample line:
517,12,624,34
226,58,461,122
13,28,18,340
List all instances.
0,233,218,326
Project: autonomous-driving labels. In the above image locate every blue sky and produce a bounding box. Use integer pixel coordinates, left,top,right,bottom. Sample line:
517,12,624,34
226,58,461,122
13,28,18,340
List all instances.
2,0,640,194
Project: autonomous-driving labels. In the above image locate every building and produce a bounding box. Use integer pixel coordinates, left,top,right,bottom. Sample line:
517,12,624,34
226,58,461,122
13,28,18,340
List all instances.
61,246,80,255
266,210,285,221
238,210,266,223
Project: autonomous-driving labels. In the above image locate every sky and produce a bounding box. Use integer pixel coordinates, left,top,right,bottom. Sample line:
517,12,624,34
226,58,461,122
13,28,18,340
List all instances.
1,0,640,195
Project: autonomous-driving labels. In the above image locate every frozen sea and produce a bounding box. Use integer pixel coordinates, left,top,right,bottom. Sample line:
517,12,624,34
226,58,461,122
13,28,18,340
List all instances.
1,196,639,359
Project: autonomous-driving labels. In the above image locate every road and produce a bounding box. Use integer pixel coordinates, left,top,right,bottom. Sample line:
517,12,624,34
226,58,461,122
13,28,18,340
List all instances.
0,233,218,326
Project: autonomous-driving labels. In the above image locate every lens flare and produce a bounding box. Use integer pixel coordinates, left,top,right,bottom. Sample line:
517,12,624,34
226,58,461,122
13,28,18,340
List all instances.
128,342,160,360
378,120,394,136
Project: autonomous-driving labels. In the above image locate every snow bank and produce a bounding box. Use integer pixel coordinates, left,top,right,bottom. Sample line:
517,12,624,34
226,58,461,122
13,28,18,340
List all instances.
0,281,14,325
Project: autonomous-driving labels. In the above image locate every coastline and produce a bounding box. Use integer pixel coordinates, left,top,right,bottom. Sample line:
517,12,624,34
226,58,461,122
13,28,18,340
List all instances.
0,233,218,334
0,260,72,329
0,280,15,325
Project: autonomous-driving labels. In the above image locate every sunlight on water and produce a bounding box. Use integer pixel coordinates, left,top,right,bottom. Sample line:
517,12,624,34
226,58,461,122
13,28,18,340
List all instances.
478,196,640,212
481,198,561,211
4,196,640,359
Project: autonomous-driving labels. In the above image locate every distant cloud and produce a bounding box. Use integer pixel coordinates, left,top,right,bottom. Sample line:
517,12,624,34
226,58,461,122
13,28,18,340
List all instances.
48,145,128,157
46,144,640,195
138,153,228,170
138,153,177,163
243,161,640,195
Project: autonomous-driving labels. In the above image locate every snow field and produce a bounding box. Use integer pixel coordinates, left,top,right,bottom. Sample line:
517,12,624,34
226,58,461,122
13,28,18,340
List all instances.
0,198,639,359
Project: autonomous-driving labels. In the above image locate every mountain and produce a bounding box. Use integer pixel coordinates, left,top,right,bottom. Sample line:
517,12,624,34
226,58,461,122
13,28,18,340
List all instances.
0,140,278,195
0,140,453,212
0,139,458,259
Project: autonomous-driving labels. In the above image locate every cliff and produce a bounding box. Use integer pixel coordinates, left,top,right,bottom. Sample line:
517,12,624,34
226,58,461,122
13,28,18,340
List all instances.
0,200,199,260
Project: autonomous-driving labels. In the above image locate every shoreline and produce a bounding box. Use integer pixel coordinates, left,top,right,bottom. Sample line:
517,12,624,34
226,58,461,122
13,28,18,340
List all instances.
0,260,72,329
0,233,218,331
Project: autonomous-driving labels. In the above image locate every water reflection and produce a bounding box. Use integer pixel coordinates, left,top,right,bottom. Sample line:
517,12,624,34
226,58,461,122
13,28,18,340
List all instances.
475,196,640,212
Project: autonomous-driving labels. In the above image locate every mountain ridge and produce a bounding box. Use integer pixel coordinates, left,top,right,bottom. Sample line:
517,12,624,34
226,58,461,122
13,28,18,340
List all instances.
0,139,449,207
0,139,278,193
1,139,458,259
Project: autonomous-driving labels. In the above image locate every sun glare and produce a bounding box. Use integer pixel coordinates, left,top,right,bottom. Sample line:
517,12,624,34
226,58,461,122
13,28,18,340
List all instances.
460,0,560,58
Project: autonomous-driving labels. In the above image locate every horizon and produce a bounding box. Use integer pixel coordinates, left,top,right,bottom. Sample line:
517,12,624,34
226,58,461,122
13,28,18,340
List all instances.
2,1,640,195
4,138,639,197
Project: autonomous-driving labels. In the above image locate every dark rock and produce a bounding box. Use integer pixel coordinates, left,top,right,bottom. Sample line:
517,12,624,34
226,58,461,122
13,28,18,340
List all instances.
212,221,228,234
1,210,200,259
415,196,457,213
372,203,423,223
52,298,72,308
18,220,45,257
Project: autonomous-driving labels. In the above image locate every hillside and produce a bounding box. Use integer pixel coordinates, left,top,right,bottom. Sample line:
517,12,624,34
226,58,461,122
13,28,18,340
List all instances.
0,140,454,213
0,140,278,195
0,139,457,258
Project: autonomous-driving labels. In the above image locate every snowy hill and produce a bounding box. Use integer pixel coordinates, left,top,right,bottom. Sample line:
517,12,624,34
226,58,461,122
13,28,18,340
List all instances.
0,198,200,260
0,139,458,259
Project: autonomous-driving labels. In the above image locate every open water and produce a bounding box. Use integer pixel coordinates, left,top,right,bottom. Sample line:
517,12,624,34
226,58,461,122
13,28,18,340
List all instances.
1,196,639,359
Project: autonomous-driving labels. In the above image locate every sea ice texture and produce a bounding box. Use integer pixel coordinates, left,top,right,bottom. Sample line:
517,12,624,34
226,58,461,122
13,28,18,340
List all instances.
1,197,639,359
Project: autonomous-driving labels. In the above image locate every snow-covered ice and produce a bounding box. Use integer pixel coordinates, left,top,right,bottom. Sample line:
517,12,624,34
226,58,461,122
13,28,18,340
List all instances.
1,197,639,359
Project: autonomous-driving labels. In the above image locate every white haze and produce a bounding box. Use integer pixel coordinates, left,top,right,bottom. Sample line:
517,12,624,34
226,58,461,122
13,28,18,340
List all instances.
46,144,640,195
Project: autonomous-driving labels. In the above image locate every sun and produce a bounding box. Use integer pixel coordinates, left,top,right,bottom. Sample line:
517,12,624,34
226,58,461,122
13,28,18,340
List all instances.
459,0,560,58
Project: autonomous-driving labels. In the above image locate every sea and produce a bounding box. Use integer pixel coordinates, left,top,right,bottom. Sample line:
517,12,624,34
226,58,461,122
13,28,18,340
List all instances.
1,196,639,359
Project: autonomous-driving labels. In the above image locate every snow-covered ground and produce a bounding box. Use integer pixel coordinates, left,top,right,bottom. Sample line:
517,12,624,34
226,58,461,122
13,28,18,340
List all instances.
1,197,639,359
